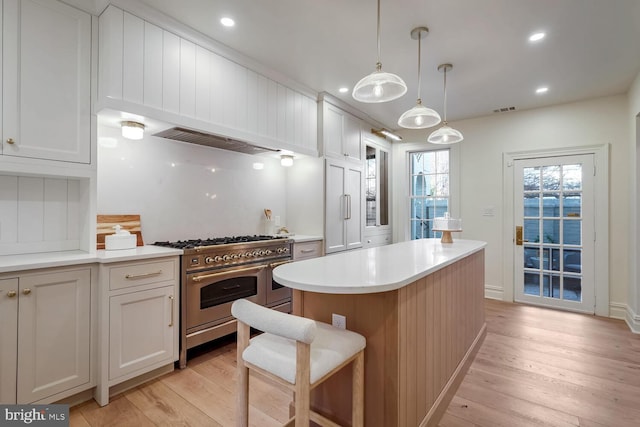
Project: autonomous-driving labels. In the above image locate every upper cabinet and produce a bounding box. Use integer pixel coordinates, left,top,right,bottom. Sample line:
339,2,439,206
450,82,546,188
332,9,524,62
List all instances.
98,5,318,156
1,0,92,165
320,101,363,163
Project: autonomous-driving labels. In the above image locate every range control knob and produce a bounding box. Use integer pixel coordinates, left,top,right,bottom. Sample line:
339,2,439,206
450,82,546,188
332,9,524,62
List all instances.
244,251,253,258
252,250,260,257
205,256,214,264
264,249,272,255
231,254,240,260
276,247,285,254
222,255,231,261
213,255,222,262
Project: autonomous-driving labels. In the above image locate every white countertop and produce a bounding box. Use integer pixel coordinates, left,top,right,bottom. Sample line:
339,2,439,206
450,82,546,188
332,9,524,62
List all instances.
273,238,486,294
0,246,183,274
289,234,323,243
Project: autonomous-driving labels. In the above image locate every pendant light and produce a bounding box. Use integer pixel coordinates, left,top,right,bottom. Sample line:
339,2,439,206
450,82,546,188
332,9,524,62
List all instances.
398,27,441,129
352,0,407,103
428,64,464,144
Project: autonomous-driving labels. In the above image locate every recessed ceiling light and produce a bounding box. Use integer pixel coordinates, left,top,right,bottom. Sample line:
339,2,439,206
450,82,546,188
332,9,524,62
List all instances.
536,86,549,94
529,32,545,42
339,87,349,93
220,17,235,27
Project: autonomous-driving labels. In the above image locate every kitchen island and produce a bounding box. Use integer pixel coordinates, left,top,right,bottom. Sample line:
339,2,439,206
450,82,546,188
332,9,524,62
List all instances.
273,238,486,427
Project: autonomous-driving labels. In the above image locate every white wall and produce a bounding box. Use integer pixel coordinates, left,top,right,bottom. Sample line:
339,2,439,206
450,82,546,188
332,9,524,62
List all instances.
285,156,324,236
97,124,287,243
629,71,640,331
396,94,630,313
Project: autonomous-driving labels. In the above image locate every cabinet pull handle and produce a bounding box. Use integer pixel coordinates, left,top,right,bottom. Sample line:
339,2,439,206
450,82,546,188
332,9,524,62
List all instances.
6,138,15,145
22,288,32,295
169,295,174,327
269,260,292,268
191,265,264,282
345,194,352,220
125,270,162,279
7,290,17,298
300,249,315,253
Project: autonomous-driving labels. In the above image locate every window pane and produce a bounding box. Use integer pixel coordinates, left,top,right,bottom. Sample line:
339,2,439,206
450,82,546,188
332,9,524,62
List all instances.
524,246,540,269
524,272,540,295
542,165,561,191
524,219,539,243
524,194,540,217
563,249,581,273
523,167,540,191
542,193,560,217
436,151,449,173
563,193,581,218
436,174,449,196
563,276,582,301
564,220,581,245
562,164,582,191
543,219,560,243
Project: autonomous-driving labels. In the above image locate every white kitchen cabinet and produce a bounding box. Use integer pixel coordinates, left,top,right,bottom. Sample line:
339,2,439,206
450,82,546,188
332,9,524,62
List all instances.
96,257,179,406
0,278,18,404
1,0,91,164
0,267,95,405
325,159,363,254
321,101,363,163
293,240,324,260
98,5,318,156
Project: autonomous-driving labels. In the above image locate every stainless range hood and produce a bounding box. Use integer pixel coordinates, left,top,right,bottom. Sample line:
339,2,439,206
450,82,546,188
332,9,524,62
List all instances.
153,127,280,155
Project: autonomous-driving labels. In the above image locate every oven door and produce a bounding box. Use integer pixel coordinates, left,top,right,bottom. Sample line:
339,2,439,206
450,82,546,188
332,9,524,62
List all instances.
266,260,292,306
185,265,266,332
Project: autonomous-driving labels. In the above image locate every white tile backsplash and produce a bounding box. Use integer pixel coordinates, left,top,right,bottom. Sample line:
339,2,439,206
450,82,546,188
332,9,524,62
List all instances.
97,125,287,243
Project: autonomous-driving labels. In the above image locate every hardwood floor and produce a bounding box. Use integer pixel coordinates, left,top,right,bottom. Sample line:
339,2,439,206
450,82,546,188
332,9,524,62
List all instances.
70,299,640,426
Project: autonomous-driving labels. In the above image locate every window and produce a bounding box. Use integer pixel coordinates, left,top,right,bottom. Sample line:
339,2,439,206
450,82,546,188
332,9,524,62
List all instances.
410,150,450,239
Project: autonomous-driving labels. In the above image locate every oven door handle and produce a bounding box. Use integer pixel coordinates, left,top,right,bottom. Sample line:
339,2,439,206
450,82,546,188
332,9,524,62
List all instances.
269,260,292,269
190,265,265,282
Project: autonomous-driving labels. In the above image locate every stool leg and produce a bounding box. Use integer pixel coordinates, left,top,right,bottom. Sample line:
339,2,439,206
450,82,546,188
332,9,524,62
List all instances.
295,341,311,427
352,351,365,427
236,321,250,427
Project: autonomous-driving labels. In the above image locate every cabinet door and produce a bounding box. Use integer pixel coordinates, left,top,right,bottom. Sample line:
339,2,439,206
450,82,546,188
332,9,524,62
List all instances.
2,0,91,163
0,278,18,404
109,286,176,381
325,159,363,254
17,269,91,403
345,165,363,250
323,104,345,159
343,114,363,162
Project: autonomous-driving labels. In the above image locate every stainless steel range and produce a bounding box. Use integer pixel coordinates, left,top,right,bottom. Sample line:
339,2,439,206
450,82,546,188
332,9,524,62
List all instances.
155,235,293,368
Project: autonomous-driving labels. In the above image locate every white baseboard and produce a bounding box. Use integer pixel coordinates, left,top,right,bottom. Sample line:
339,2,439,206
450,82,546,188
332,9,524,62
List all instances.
609,302,639,334
484,285,504,300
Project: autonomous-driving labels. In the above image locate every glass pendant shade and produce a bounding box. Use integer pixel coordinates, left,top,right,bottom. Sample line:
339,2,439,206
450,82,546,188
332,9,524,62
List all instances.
397,99,441,129
352,65,407,103
428,124,464,144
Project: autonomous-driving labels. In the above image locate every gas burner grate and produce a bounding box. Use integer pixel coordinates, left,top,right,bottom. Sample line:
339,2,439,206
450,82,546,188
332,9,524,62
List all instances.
154,235,286,249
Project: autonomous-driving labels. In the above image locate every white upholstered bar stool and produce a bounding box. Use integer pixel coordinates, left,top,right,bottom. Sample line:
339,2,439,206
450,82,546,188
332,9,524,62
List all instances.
231,299,366,427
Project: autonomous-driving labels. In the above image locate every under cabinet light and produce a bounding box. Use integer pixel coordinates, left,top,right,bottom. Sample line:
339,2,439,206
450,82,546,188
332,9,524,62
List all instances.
121,121,145,140
372,128,402,142
280,155,294,167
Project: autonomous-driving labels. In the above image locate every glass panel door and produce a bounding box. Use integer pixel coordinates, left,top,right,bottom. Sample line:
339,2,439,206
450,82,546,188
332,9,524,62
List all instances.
514,155,595,313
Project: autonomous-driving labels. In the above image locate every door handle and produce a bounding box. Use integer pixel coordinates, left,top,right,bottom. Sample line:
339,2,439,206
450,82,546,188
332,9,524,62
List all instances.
345,194,352,220
515,226,529,245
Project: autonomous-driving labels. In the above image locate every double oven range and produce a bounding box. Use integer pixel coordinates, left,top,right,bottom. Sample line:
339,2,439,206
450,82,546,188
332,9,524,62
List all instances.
155,235,293,368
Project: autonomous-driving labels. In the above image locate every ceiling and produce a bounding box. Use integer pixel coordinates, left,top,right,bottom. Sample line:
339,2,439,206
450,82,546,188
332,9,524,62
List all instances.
135,0,640,131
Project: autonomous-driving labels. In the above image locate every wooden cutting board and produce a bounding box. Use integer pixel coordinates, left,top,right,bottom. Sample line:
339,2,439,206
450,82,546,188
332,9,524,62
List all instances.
97,214,144,249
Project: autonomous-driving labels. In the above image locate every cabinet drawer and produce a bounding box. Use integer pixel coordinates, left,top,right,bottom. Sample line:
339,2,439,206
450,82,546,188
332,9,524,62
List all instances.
364,233,391,248
109,259,177,290
293,241,323,260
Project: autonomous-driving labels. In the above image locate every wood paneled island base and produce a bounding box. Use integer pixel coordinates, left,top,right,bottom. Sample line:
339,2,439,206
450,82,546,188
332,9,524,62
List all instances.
292,250,486,427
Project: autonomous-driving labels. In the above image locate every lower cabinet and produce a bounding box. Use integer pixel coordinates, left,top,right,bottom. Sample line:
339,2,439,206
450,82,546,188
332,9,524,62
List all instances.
293,240,324,260
0,267,95,404
96,257,179,406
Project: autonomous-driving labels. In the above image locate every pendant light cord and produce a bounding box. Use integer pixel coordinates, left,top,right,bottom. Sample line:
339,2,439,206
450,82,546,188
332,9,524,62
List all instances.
417,32,422,100
443,67,448,123
376,0,381,68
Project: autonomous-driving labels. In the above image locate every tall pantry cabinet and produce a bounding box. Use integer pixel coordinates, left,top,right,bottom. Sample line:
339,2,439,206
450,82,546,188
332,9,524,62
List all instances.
0,0,97,406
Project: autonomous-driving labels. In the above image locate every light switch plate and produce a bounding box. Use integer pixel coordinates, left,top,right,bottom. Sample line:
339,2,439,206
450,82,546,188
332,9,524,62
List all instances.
332,313,346,329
